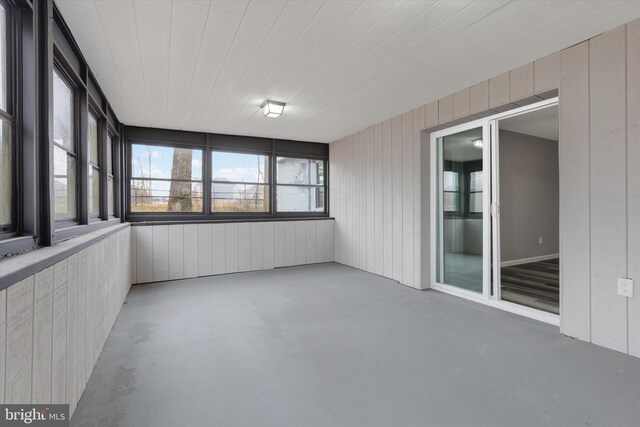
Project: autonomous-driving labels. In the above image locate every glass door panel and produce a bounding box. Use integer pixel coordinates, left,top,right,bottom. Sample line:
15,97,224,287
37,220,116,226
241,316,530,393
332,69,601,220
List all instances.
435,127,485,294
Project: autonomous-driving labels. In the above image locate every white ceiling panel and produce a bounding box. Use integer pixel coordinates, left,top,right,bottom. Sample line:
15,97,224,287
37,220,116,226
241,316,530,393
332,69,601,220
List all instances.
56,0,640,143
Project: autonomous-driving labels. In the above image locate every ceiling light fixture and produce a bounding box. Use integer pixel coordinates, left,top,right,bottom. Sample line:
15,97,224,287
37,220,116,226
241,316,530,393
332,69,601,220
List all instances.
261,100,285,118
472,139,484,149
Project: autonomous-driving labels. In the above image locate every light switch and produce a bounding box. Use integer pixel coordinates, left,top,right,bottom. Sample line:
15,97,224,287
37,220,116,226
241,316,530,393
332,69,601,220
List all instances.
617,278,633,298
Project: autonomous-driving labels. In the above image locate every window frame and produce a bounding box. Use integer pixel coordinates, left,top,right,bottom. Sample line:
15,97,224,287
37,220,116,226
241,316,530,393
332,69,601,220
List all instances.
275,155,327,214
125,127,329,222
128,139,206,216
1,1,125,258
210,148,272,216
468,170,483,215
86,106,101,218
442,170,460,215
0,0,15,238
51,61,79,226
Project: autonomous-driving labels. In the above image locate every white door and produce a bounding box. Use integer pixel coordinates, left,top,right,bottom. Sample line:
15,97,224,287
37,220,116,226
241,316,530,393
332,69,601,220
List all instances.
430,120,491,300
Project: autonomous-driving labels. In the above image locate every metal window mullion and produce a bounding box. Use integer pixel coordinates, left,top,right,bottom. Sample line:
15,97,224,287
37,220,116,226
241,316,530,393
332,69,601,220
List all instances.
203,135,211,215
77,69,88,225
35,0,54,245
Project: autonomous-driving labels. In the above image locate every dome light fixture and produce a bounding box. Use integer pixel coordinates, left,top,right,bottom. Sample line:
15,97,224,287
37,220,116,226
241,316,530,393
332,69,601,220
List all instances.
260,100,285,118
472,139,484,149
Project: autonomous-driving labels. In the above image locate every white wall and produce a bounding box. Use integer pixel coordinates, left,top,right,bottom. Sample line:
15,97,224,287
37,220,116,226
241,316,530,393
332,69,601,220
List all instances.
330,112,422,289
499,130,559,263
131,219,335,284
0,226,131,415
330,19,640,358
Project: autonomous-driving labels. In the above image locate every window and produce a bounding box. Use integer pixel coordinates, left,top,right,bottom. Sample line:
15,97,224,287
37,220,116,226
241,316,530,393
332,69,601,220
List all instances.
130,144,203,213
0,3,11,232
211,151,269,213
88,111,100,217
276,157,325,212
52,68,77,221
443,171,459,213
107,134,115,216
469,171,483,213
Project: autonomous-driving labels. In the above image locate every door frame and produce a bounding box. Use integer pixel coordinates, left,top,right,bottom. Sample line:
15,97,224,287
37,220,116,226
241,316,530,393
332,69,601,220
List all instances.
429,97,560,326
430,119,491,300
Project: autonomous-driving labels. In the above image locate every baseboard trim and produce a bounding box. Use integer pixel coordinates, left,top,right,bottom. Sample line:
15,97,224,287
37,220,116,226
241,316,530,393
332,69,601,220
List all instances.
500,253,559,268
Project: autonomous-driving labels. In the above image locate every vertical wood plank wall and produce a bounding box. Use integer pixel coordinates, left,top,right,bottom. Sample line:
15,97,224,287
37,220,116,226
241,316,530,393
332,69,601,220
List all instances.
131,219,335,284
329,19,640,358
0,226,132,415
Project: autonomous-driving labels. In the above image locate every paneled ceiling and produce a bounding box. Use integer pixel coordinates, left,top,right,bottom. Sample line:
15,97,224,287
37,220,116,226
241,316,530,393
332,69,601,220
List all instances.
55,0,640,143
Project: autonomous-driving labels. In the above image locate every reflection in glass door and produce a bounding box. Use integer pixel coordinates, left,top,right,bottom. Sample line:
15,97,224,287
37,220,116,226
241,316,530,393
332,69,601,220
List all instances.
434,125,488,295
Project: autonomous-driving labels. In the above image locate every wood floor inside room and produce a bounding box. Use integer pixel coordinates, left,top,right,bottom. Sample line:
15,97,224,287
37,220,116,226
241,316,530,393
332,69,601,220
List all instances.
500,258,559,314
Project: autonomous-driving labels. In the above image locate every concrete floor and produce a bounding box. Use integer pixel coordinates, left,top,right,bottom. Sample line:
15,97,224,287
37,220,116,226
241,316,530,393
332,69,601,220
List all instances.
72,263,640,427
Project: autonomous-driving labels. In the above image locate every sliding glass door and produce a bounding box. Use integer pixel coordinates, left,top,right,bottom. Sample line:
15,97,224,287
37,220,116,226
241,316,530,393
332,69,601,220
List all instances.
430,98,560,324
432,122,491,298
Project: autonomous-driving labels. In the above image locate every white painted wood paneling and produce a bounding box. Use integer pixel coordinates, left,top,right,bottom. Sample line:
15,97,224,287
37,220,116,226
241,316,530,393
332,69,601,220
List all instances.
328,18,640,357
198,224,213,277
366,126,375,272
534,51,561,94
353,132,361,270
438,94,454,124
58,1,640,142
32,267,53,404
402,111,414,287
453,88,470,120
627,19,640,358
306,221,316,264
2,227,131,413
168,224,185,280
0,289,4,404
509,62,534,101
373,123,383,275
152,225,169,282
66,254,78,413
130,225,137,284
76,250,87,397
5,277,33,403
212,224,226,275
285,221,297,266
136,226,153,283
262,222,275,270
225,223,240,273
52,261,68,404
559,42,591,342
274,222,286,268
183,224,199,279
489,72,510,109
391,115,403,282
315,220,326,263
469,81,489,116
250,223,263,271
382,119,393,278
589,27,628,353
326,220,335,262
360,130,368,270
345,134,353,267
238,223,251,272
413,106,425,289
425,101,438,129
295,221,307,265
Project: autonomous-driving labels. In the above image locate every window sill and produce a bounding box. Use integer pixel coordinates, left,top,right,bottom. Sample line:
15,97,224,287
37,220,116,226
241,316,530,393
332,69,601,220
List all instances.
129,216,335,226
0,223,130,290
